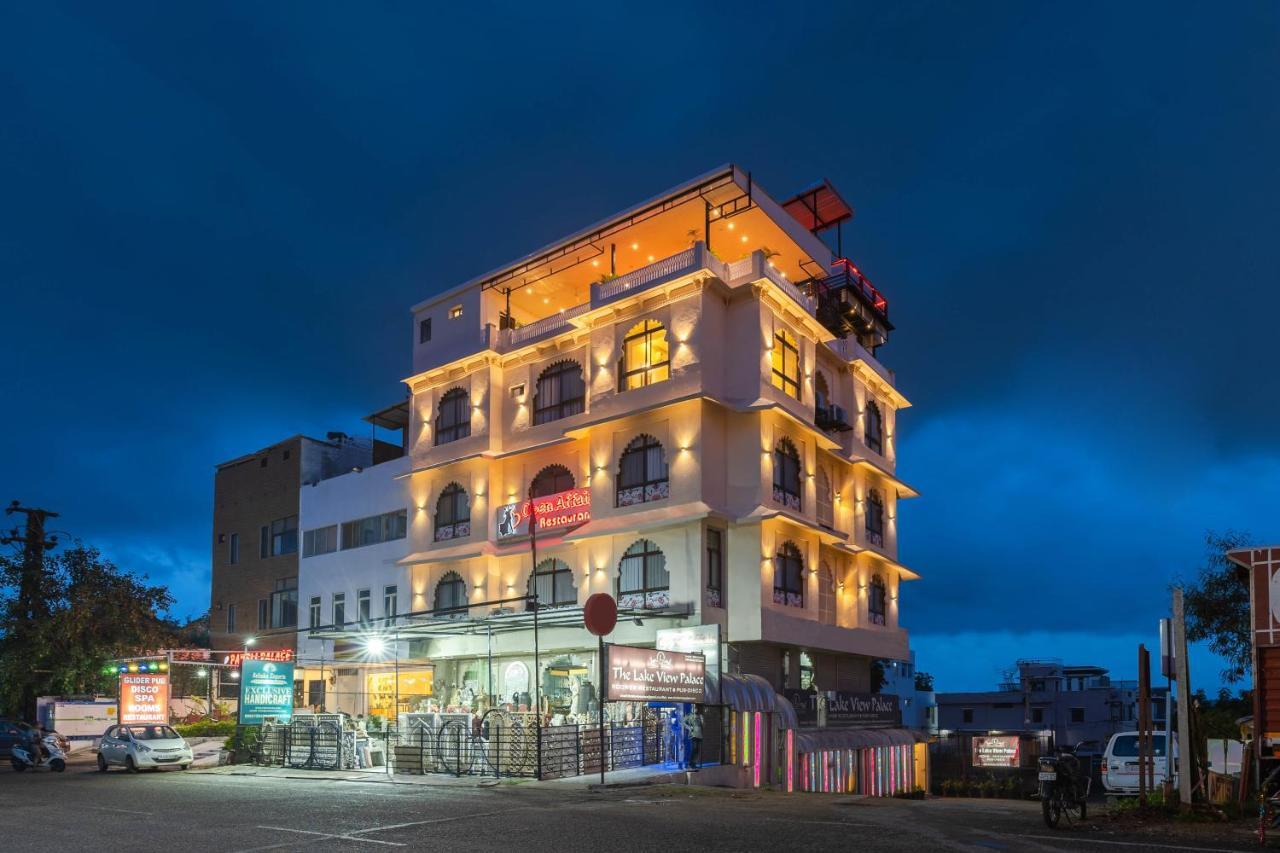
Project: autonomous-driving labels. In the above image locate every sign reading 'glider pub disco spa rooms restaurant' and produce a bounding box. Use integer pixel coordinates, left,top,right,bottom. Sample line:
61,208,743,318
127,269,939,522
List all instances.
605,645,705,703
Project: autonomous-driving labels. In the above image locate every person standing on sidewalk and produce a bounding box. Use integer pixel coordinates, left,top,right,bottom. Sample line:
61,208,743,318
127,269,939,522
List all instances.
682,705,704,770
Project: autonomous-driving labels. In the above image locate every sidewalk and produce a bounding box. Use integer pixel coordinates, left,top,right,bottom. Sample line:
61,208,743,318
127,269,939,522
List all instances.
195,762,691,790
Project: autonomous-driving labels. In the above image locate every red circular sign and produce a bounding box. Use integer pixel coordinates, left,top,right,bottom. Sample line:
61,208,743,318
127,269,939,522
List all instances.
583,593,618,637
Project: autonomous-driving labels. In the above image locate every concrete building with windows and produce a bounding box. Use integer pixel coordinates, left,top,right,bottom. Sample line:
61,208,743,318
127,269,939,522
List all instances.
292,166,921,741
210,431,401,653
934,660,1169,749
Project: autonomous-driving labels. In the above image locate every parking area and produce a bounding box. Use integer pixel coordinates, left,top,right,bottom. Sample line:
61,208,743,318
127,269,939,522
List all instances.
0,759,1261,852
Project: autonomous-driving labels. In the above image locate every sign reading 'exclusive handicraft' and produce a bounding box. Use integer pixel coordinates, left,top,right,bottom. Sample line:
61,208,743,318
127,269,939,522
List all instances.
605,645,705,703
238,659,295,725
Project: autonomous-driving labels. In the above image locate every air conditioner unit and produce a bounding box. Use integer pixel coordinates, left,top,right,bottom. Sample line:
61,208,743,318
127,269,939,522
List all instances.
491,606,514,616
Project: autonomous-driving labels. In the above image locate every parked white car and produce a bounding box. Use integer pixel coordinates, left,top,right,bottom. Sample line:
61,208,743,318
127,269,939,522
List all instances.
97,724,193,772
1101,731,1177,794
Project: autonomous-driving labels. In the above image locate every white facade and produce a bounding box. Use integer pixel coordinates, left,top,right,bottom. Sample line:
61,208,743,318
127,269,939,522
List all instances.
293,166,921,721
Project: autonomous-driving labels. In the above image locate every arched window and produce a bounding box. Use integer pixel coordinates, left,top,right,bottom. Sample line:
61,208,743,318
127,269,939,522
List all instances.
773,541,804,608
617,539,669,609
530,464,575,498
816,468,834,529
771,328,800,399
618,319,670,391
818,562,836,625
435,387,472,446
616,433,669,507
526,558,576,610
434,571,468,618
815,372,831,413
772,437,802,511
865,399,884,454
868,573,887,625
533,360,586,425
434,483,470,541
865,487,885,547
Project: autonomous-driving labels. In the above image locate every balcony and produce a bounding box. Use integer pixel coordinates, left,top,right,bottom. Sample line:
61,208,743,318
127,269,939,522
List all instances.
490,244,817,353
815,403,852,433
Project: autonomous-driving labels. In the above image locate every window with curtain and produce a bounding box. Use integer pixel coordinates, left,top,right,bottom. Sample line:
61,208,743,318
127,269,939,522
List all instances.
815,371,830,412
866,487,885,547
435,387,472,445
434,482,471,541
869,573,887,625
771,328,800,399
773,541,804,608
617,539,669,609
616,433,669,506
816,467,833,529
705,528,724,609
526,558,576,610
530,464,574,498
533,360,586,425
618,319,670,391
818,563,836,625
865,399,884,454
434,571,468,617
772,438,802,511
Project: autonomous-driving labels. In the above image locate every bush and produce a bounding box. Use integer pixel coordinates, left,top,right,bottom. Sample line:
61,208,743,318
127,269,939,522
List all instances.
175,720,237,738
893,786,926,800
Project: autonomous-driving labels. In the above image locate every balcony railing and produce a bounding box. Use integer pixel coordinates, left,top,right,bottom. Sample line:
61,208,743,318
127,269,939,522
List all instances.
494,243,817,354
827,336,895,385
596,247,698,304
503,302,591,348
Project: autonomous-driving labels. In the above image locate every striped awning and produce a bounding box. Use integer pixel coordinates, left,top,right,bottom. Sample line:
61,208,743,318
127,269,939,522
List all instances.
795,727,927,753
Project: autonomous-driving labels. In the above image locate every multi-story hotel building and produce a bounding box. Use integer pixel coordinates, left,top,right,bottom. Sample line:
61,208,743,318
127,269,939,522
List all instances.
291,166,920,753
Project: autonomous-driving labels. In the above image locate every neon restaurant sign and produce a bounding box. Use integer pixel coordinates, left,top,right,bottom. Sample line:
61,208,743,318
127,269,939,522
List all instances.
495,487,591,538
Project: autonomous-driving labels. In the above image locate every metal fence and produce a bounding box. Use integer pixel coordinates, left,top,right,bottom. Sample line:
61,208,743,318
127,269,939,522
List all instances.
242,705,722,781
929,732,1049,797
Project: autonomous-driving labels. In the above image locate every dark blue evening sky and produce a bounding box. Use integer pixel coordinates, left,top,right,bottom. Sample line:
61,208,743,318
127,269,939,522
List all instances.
2,2,1277,690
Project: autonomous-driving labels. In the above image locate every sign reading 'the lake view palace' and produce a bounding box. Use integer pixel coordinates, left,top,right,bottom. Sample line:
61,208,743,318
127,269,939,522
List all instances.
605,645,705,703
786,689,902,728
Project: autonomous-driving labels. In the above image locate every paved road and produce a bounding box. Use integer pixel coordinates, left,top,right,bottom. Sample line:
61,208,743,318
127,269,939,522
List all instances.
0,761,1259,852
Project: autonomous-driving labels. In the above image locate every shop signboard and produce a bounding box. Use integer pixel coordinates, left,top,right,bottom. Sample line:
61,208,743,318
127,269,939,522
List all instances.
119,673,169,725
222,648,294,667
605,645,705,703
655,624,721,684
495,487,591,538
972,735,1021,768
238,659,295,725
785,689,902,728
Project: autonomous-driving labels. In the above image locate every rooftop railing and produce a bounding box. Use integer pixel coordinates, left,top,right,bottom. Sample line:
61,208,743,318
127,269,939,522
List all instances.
494,243,818,353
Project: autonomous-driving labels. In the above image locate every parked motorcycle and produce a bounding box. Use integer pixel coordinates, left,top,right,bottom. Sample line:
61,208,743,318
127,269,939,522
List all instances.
11,734,67,772
1038,746,1088,828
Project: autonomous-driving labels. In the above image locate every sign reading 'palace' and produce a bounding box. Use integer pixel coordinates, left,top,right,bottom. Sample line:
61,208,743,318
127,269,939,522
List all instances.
606,645,706,703
495,487,591,538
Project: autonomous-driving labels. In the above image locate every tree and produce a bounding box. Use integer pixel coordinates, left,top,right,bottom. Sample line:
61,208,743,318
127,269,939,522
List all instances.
870,659,887,693
0,543,174,717
914,671,935,692
1182,530,1253,684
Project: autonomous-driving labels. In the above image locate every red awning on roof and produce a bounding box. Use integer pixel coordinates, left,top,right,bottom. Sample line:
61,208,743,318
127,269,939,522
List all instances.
781,179,854,233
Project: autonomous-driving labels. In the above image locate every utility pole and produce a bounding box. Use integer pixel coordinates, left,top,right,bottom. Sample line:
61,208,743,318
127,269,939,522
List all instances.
2,502,60,719
1172,588,1194,807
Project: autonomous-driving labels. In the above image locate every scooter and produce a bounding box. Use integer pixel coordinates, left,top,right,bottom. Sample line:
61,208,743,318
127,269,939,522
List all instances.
11,734,67,772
